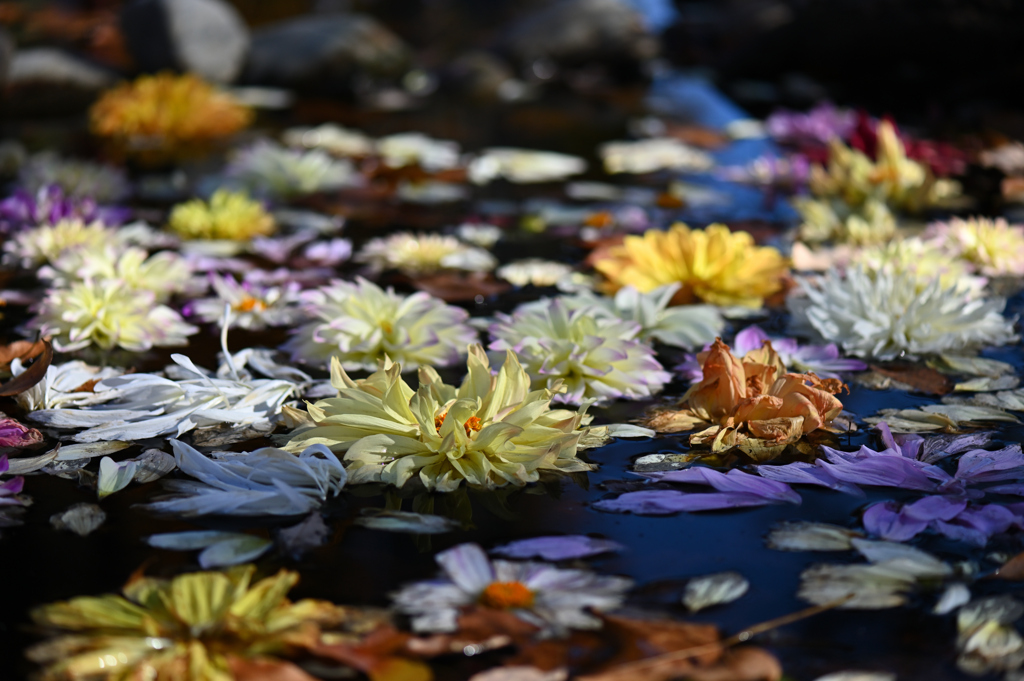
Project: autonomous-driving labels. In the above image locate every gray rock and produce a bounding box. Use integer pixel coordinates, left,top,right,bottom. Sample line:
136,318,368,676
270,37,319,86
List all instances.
504,0,657,66
244,13,411,93
121,0,250,83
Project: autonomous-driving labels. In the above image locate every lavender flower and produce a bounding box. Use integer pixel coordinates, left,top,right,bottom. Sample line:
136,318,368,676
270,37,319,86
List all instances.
863,497,1024,547
765,103,856,146
0,185,129,233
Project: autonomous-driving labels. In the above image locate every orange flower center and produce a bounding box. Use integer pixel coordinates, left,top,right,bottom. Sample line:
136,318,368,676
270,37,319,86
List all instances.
479,581,534,609
434,413,484,436
233,296,267,313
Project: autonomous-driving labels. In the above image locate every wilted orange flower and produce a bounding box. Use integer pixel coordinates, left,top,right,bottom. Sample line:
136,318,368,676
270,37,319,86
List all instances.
90,72,251,156
644,338,846,461
592,223,789,308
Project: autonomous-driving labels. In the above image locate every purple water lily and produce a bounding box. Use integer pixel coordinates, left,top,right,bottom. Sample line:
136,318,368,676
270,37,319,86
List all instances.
863,496,1024,547
0,185,129,233
595,467,800,515
765,102,857,146
677,325,866,381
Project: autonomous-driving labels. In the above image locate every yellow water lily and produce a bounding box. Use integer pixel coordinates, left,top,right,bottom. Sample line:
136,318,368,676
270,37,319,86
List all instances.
592,223,789,308
286,344,595,492
168,189,276,241
90,72,251,156
28,565,345,681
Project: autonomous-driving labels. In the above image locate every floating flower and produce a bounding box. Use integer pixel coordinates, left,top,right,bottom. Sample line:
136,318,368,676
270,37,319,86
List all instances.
468,147,587,184
17,152,130,202
795,196,896,246
190,274,302,330
765,103,856,146
489,298,671,404
924,216,1024,278
286,344,595,491
678,325,866,382
356,232,497,276
0,184,129,233
496,259,592,291
391,542,630,634
89,72,252,154
145,439,346,517
376,132,461,171
12,360,123,411
592,223,789,308
226,140,361,199
599,138,713,175
282,123,375,157
167,189,276,241
644,338,846,461
794,266,1017,360
853,236,984,294
28,565,344,681
3,218,119,268
284,277,477,371
42,246,192,302
555,283,724,350
28,280,197,353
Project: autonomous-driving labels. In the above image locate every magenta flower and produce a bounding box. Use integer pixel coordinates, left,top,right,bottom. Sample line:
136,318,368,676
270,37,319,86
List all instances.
0,455,26,506
0,418,43,449
0,185,129,233
765,103,856,146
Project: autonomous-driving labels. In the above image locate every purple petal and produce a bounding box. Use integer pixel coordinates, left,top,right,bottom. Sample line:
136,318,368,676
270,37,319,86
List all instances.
982,484,1024,496
901,495,968,522
734,325,770,356
955,446,1024,485
491,536,624,561
0,476,23,496
653,467,801,503
818,456,941,491
594,490,792,515
755,461,864,496
863,501,929,542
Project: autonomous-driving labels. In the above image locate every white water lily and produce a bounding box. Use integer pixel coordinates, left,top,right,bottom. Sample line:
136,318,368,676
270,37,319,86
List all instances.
286,345,595,492
144,439,346,517
554,284,724,349
468,147,586,184
391,542,631,634
27,352,302,443
795,265,1017,360
600,138,714,175
489,298,671,404
285,277,477,371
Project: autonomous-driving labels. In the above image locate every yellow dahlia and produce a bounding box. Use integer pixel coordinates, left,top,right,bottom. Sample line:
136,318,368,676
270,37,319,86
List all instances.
286,345,595,492
592,223,789,308
28,565,345,681
90,72,251,154
168,189,276,241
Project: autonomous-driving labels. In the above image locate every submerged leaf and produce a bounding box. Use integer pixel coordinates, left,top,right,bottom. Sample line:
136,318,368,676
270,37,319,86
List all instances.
682,571,749,612
50,503,106,536
354,509,460,534
765,521,863,552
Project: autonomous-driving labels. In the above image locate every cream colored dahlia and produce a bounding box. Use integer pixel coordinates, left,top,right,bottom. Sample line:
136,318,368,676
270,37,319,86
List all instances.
356,231,496,276
3,218,119,268
284,277,477,371
42,246,192,302
285,345,595,491
924,216,1024,277
30,280,197,352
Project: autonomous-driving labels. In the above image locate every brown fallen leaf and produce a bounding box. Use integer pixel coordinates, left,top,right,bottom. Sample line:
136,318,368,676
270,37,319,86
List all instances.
313,625,433,681
993,551,1024,581
228,657,321,681
684,647,783,681
0,337,47,373
0,337,51,397
868,362,953,396
412,272,510,302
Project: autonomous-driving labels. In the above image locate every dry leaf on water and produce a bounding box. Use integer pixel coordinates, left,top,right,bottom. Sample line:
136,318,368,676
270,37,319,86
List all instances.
868,363,953,396
0,338,48,372
0,338,52,396
229,657,321,681
993,552,1024,581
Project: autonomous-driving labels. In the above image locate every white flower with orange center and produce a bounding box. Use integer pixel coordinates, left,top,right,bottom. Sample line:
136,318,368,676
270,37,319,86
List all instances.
191,274,302,330
391,543,631,634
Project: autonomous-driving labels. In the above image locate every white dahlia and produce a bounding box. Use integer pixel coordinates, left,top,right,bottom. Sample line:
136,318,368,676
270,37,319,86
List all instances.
796,265,1017,360
226,140,361,199
356,231,496,276
3,218,120,268
42,246,193,302
489,298,671,404
284,277,477,371
30,279,197,353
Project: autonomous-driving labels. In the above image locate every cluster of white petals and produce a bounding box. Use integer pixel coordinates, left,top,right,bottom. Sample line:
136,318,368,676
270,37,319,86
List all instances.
796,266,1018,360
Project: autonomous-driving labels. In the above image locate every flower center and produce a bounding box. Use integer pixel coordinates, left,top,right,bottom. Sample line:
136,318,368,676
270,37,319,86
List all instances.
434,412,484,436
479,581,534,609
233,296,267,313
